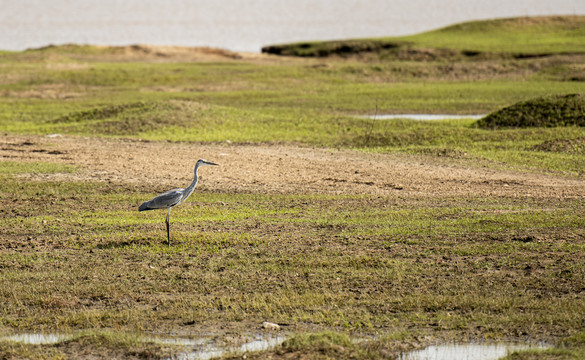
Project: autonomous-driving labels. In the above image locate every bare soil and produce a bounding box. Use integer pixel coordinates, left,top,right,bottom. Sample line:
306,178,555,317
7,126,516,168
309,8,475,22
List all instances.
32,44,273,62
2,133,584,200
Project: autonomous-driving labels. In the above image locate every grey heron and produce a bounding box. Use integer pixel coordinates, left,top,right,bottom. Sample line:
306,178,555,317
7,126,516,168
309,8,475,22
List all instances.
139,159,219,245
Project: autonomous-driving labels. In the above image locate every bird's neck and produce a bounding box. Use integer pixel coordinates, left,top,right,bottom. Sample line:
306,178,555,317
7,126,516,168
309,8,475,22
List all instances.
182,163,201,200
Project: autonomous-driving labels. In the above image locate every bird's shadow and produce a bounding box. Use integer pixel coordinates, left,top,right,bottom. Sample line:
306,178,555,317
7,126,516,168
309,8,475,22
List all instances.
97,241,133,249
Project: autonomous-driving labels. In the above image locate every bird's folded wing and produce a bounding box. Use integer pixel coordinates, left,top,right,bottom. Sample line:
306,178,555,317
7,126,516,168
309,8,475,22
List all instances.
144,189,184,209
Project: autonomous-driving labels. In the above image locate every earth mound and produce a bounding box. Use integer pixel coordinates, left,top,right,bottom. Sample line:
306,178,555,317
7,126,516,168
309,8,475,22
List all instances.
476,93,585,129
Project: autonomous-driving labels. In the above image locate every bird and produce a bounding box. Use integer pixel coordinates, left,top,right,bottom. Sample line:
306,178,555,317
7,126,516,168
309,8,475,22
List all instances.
139,159,219,245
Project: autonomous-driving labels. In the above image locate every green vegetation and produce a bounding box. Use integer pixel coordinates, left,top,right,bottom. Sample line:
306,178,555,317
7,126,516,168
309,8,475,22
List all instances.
502,331,585,360
258,332,384,359
1,51,584,173
0,329,166,360
398,15,585,55
1,15,585,359
0,161,76,174
1,176,585,358
263,15,585,58
477,93,585,128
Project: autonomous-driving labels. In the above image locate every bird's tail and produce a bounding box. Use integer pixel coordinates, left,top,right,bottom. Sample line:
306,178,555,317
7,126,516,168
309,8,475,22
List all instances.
138,201,152,211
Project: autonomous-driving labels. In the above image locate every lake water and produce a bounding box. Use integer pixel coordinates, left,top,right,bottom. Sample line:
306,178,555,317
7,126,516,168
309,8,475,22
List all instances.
1,0,583,52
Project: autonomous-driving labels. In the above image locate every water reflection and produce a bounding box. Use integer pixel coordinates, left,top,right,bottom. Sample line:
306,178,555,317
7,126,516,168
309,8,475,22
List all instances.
167,334,286,360
0,333,73,345
1,332,550,360
399,342,550,360
147,336,210,347
0,332,285,360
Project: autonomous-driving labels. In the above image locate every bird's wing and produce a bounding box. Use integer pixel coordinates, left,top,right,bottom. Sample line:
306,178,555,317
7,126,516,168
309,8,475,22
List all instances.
139,188,184,210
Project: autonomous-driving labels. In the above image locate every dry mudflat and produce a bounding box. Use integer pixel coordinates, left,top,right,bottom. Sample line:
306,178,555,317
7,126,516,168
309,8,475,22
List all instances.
3,133,584,199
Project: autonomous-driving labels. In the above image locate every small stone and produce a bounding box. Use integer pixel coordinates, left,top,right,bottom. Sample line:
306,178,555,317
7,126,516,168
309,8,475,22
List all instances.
261,321,280,331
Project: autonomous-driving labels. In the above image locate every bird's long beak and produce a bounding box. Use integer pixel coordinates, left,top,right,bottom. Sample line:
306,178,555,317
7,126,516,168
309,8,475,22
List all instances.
204,160,219,166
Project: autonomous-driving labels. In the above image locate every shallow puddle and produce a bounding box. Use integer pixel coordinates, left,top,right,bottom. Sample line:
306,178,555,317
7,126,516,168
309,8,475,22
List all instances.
166,334,286,360
147,335,211,347
0,333,74,345
1,332,550,360
0,332,285,360
365,114,486,120
399,342,550,360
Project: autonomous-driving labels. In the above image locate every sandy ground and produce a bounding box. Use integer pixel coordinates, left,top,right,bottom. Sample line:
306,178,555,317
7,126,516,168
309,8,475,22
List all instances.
2,133,584,200
34,44,290,65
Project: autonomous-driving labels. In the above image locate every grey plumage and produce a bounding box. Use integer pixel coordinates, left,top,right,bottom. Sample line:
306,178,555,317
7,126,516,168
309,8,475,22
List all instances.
139,159,218,244
138,189,183,211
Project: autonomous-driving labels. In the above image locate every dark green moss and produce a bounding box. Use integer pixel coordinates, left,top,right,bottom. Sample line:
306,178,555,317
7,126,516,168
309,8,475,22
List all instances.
476,93,585,129
262,40,401,57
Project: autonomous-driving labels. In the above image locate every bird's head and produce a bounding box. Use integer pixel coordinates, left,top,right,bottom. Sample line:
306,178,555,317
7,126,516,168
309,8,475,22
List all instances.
196,159,219,168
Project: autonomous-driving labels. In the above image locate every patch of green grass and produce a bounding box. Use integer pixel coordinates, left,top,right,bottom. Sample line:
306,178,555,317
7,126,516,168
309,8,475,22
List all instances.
1,176,584,335
0,329,165,359
5,87,585,174
400,15,585,55
502,341,585,360
264,331,378,359
265,16,585,57
356,116,585,174
0,168,584,357
281,332,353,350
0,161,76,174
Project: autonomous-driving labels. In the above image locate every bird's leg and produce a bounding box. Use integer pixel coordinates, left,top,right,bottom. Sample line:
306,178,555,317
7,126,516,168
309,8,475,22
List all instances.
166,207,171,246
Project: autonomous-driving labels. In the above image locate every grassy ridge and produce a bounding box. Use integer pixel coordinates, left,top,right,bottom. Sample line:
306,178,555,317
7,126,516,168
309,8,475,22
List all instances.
401,15,585,55
262,15,585,57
